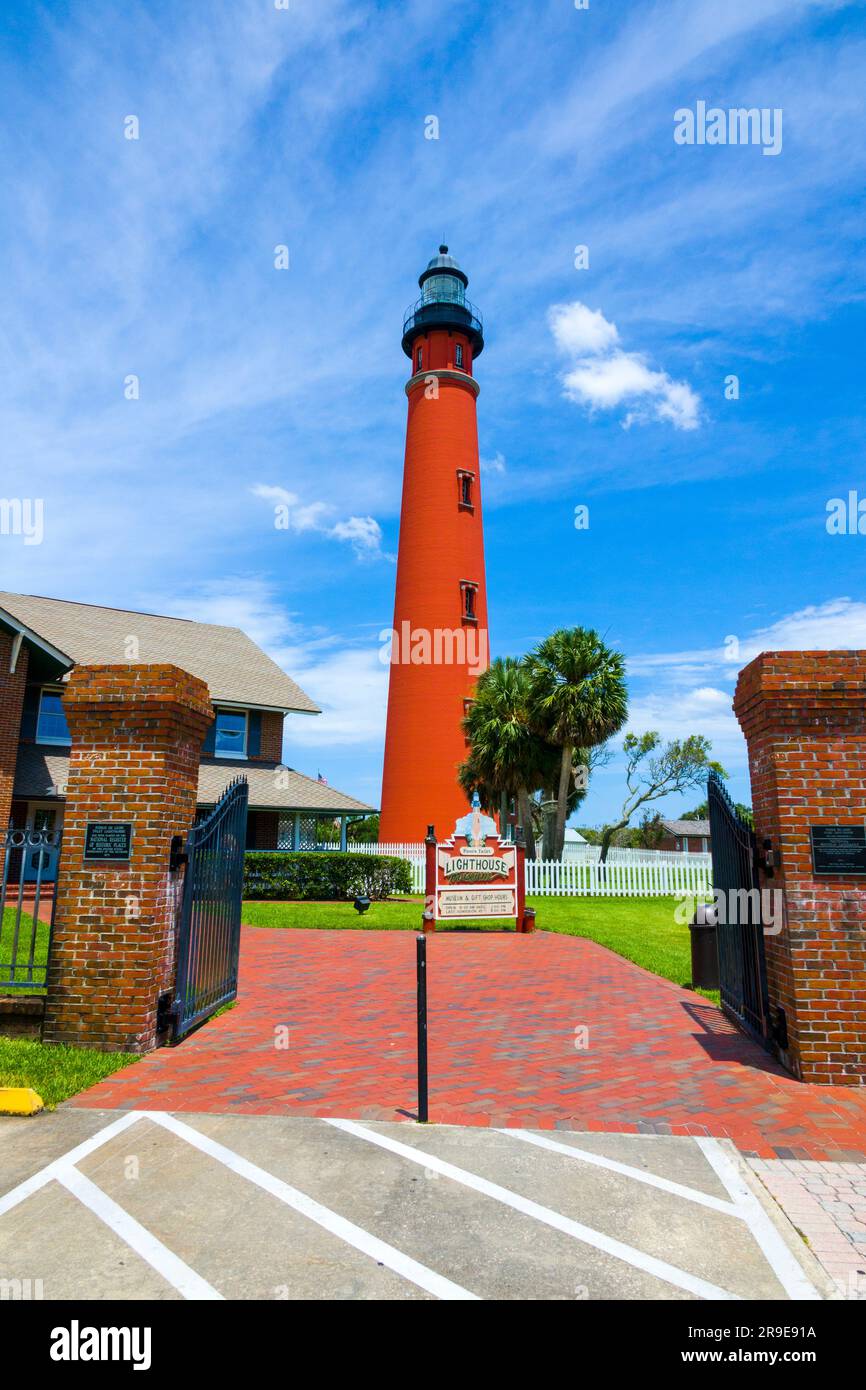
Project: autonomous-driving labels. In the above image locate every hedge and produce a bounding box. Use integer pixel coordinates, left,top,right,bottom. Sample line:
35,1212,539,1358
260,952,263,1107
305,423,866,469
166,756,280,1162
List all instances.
243,851,413,901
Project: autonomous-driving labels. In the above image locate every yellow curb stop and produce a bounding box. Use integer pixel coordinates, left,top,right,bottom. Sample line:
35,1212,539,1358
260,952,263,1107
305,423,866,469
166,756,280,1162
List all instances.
0,1087,45,1116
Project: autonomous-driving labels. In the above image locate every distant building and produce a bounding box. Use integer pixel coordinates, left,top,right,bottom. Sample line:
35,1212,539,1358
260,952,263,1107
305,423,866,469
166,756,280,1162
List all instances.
659,818,711,854
562,828,588,857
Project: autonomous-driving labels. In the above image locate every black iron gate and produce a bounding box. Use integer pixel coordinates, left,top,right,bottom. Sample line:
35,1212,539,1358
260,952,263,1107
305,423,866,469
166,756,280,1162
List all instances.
172,776,249,1040
707,770,770,1045
0,827,62,990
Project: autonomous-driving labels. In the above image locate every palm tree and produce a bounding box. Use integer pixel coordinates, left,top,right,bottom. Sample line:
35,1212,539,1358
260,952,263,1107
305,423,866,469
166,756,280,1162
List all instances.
458,657,551,858
525,628,628,860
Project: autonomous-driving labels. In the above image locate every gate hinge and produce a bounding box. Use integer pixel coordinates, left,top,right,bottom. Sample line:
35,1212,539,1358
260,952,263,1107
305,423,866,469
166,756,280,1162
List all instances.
756,838,775,878
169,834,188,872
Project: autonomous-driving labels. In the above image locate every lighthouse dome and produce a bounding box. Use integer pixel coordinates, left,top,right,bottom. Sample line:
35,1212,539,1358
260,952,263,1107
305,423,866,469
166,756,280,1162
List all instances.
418,244,469,295
402,244,484,358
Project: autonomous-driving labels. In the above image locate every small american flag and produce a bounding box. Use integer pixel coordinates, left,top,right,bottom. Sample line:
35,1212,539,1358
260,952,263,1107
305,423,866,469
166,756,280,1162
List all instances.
317,771,328,785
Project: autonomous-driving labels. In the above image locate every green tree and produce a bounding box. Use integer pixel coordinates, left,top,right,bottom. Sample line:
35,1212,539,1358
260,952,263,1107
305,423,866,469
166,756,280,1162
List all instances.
459,657,554,859
525,628,628,860
347,814,379,844
599,732,725,863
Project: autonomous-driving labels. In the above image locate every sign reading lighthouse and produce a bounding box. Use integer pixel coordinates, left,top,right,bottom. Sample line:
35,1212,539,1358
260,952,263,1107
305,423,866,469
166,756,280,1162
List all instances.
425,793,536,932
379,247,490,843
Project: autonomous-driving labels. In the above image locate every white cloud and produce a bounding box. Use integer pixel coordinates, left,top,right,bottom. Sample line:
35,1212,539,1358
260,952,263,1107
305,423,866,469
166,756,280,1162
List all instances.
623,596,866,771
480,451,507,475
251,484,393,562
548,301,701,431
549,302,619,356
142,575,389,753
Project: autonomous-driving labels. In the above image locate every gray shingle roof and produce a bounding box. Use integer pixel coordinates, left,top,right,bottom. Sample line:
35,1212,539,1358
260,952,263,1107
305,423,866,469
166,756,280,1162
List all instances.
662,819,710,837
13,747,374,814
197,759,374,813
0,592,320,713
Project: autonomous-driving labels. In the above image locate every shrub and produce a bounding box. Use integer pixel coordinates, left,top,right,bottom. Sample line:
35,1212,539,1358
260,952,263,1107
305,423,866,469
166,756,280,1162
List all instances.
243,851,413,901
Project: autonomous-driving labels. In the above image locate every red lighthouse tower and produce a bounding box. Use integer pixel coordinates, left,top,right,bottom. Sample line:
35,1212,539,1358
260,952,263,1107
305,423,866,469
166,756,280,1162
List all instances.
379,247,489,843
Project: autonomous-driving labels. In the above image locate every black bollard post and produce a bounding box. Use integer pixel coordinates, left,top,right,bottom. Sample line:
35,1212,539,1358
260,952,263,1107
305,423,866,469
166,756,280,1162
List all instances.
416,933,428,1123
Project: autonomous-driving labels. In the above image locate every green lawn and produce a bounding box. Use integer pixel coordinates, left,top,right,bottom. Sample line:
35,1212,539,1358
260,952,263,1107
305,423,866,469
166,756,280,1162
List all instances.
0,1036,138,1110
242,894,718,1001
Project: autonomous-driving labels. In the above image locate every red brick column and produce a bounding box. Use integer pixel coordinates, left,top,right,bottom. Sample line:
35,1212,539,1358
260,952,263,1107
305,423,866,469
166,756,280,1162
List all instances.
733,651,866,1085
43,664,212,1052
0,632,28,830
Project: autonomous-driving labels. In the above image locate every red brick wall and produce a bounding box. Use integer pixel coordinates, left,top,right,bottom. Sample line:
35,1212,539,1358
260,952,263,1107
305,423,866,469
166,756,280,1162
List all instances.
734,651,866,1085
256,711,283,762
658,835,708,854
247,810,279,849
0,634,28,831
43,664,213,1053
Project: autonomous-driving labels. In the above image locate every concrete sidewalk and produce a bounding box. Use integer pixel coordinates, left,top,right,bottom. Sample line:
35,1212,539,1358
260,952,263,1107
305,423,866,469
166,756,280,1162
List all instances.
0,1108,834,1301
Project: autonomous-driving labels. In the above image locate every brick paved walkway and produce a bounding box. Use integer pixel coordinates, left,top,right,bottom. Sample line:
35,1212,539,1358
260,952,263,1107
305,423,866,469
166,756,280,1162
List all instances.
74,928,866,1160
747,1158,866,1297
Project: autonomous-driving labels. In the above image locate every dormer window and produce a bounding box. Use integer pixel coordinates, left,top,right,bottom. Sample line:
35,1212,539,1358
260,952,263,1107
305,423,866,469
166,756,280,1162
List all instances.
214,708,248,758
36,689,71,745
460,581,479,623
457,469,474,510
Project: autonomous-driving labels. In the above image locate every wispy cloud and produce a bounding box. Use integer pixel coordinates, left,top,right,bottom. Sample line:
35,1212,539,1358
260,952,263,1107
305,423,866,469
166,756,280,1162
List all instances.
548,301,701,431
251,485,394,562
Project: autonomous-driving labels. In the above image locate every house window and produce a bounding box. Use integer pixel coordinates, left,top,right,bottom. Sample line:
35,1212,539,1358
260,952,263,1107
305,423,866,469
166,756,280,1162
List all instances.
416,346,423,372
214,709,248,758
457,470,474,509
461,582,479,622
455,343,464,368
36,689,71,745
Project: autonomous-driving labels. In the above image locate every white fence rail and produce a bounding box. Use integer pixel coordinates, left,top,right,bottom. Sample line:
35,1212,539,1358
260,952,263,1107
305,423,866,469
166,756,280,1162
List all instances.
525,855,712,898
354,843,712,898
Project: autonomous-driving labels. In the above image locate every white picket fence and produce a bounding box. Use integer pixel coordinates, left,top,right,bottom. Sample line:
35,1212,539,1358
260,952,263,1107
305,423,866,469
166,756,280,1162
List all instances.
354,842,712,898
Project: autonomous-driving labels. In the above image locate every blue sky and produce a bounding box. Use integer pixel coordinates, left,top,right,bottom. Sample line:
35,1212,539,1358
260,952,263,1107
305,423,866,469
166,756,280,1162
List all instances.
1,0,865,824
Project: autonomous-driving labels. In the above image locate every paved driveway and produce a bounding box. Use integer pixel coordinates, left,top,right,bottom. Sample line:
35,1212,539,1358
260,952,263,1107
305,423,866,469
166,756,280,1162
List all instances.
74,928,866,1160
0,1108,831,1301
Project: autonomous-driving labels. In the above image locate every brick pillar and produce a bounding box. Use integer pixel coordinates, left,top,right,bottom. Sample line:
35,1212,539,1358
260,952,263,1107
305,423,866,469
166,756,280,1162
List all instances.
0,632,28,830
43,664,212,1052
733,651,866,1085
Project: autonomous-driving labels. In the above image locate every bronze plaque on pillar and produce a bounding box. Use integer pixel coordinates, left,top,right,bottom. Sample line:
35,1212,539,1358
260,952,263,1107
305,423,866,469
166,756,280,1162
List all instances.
810,825,866,876
83,821,133,862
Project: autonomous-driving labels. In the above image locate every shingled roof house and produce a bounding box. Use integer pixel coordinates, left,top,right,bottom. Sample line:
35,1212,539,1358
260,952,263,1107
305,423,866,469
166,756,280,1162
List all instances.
659,818,711,854
0,592,373,877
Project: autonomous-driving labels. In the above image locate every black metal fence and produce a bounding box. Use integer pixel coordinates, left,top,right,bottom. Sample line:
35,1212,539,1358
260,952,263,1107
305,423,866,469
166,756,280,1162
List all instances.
172,776,249,1040
0,827,62,990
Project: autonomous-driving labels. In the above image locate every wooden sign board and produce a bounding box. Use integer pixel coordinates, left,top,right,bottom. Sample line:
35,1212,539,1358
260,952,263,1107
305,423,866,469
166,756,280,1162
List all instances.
429,796,527,927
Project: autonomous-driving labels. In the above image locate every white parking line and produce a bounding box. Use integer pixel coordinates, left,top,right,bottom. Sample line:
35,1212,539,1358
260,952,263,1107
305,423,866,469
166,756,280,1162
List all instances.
328,1119,741,1301
501,1128,740,1216
697,1138,821,1301
0,1110,142,1218
146,1111,479,1301
56,1166,223,1301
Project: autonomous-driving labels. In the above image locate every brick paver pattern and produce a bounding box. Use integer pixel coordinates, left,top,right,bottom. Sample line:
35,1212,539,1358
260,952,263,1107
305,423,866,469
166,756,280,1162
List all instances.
75,928,866,1162
748,1158,866,1298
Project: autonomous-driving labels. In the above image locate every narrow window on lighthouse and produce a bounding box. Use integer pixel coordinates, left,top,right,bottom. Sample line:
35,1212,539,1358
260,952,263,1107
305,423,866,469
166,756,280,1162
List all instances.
416,346,423,372
455,343,464,368
461,582,479,623
457,470,474,510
